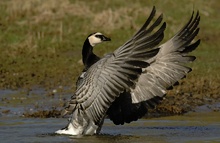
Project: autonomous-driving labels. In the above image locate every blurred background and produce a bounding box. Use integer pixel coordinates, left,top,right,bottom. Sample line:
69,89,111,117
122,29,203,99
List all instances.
0,0,219,116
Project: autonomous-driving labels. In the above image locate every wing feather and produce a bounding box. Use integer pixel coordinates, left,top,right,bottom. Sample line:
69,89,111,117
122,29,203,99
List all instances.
107,10,200,125
131,11,200,104
62,7,166,126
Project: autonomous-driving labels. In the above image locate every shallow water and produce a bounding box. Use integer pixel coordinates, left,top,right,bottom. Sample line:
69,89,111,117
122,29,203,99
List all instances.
1,112,220,143
1,90,220,143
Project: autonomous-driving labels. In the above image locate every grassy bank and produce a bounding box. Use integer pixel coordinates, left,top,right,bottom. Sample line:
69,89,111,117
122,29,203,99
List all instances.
0,0,219,103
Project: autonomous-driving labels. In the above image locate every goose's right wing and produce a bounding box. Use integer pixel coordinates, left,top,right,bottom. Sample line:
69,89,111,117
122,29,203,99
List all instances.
62,7,166,125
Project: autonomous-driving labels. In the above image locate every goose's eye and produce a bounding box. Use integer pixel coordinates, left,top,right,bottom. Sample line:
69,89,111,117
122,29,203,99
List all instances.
95,35,102,39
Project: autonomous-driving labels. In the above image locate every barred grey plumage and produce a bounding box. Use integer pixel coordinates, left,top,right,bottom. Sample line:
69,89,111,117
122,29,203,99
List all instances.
56,6,200,135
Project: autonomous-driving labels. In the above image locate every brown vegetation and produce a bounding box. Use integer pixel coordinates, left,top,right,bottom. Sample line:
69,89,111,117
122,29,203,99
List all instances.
0,0,220,117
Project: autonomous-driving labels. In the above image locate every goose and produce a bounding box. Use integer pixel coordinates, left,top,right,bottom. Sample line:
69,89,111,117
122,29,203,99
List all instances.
56,6,200,135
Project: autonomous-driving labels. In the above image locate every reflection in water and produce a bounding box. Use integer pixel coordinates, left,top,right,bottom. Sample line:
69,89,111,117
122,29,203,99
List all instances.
0,112,220,143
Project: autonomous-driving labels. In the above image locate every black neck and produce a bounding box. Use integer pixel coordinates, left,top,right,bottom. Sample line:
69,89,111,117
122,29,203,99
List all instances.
82,39,100,69
82,39,93,65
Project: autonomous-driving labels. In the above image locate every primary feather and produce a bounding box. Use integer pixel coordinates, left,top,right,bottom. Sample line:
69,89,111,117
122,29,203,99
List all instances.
56,6,200,135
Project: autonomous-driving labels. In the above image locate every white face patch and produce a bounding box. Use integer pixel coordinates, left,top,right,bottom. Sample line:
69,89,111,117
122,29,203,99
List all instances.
88,32,103,47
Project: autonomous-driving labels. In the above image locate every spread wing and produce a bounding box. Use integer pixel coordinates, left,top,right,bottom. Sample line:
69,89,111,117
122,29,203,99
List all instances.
62,6,166,125
131,11,200,103
107,11,200,125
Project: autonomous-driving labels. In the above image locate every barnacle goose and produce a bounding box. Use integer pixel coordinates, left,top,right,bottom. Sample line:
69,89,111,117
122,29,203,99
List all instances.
56,6,200,135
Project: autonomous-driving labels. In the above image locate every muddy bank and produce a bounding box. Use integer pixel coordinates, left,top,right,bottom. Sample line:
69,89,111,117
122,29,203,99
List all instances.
22,77,220,118
20,101,220,119
2,82,219,119
21,95,220,119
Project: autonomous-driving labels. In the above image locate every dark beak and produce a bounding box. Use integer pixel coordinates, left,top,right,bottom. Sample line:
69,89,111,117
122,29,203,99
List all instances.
102,35,111,41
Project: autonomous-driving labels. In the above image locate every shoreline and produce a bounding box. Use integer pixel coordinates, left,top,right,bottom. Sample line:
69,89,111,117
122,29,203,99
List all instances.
1,87,219,118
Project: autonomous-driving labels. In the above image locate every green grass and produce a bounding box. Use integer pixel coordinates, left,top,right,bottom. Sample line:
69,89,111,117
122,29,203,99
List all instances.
0,0,219,96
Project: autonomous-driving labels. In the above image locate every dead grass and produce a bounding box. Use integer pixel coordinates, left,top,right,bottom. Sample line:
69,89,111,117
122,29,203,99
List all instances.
92,5,152,32
6,0,92,24
5,1,156,32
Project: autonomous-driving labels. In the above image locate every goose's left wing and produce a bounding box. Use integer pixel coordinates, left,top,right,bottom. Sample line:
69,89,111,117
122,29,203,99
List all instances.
131,11,200,104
